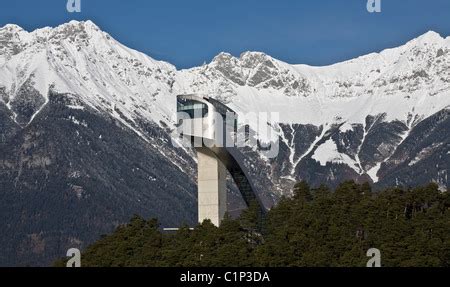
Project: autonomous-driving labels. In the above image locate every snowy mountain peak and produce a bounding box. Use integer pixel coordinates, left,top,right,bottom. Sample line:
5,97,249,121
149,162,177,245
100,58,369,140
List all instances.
0,23,24,32
65,19,99,28
0,20,103,41
211,51,278,68
50,20,103,37
239,51,277,67
190,49,310,100
0,20,178,128
414,30,444,44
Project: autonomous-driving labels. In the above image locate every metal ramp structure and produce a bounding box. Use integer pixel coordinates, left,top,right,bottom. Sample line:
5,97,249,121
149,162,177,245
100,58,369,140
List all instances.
207,146,261,208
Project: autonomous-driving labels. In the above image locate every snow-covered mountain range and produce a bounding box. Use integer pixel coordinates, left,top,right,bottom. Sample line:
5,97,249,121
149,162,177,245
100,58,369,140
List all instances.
0,20,449,266
1,21,449,184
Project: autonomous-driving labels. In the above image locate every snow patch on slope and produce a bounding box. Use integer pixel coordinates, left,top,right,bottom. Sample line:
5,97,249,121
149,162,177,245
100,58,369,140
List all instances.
312,139,359,172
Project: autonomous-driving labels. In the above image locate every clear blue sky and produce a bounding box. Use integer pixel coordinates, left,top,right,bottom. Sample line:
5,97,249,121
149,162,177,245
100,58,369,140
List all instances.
1,0,449,69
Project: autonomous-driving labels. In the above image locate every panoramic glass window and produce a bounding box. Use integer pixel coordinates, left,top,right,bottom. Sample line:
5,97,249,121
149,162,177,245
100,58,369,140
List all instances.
177,99,208,118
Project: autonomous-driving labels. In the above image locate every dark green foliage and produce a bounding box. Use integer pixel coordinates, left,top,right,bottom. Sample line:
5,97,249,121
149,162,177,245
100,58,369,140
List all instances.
66,183,450,267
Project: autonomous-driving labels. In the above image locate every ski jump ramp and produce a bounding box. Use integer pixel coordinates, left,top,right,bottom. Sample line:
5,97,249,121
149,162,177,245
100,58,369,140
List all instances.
176,94,265,226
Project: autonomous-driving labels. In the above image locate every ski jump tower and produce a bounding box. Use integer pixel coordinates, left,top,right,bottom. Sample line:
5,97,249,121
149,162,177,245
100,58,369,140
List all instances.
176,94,264,227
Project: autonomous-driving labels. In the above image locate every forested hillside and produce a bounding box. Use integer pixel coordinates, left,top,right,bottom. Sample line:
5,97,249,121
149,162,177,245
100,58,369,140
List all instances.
56,182,450,267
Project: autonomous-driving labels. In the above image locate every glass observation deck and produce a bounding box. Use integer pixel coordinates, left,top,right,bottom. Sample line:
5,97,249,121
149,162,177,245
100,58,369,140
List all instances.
177,97,208,118
176,94,238,140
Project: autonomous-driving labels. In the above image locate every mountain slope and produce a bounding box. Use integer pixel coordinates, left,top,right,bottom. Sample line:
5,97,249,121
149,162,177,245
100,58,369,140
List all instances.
178,30,450,189
0,21,449,266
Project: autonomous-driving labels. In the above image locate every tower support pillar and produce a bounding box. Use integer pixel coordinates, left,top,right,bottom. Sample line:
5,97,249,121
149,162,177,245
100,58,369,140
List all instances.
197,147,227,226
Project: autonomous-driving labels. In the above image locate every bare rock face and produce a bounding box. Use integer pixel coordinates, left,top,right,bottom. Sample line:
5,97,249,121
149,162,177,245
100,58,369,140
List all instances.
207,51,312,97
0,24,26,58
0,86,8,103
10,76,46,126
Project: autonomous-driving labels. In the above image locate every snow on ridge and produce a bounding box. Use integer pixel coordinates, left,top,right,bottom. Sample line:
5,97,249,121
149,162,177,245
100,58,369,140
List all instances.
177,28,450,127
0,21,449,151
